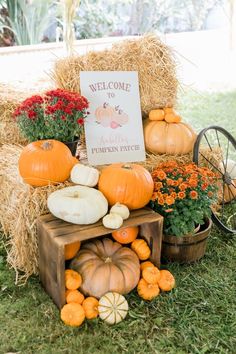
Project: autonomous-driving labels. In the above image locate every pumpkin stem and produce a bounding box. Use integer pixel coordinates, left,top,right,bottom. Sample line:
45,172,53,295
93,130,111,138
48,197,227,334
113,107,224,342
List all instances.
104,257,112,263
122,164,132,169
41,141,53,151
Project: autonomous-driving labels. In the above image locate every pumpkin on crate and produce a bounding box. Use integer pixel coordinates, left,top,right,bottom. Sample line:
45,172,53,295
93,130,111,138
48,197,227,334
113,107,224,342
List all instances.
98,292,129,324
60,303,85,327
112,226,139,244
65,241,81,260
98,163,154,209
143,120,196,155
47,185,108,224
82,297,99,320
70,164,99,187
70,238,140,298
102,213,123,229
18,139,77,187
110,203,130,220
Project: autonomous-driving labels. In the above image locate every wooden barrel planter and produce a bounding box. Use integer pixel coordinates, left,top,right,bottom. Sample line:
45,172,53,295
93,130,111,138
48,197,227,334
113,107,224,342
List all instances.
161,218,212,263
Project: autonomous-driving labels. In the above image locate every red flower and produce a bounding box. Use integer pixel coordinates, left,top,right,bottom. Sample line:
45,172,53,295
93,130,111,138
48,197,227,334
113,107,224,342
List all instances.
77,118,84,125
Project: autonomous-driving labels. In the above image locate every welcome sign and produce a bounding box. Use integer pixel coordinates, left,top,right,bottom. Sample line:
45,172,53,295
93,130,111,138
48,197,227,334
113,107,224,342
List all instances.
80,71,145,165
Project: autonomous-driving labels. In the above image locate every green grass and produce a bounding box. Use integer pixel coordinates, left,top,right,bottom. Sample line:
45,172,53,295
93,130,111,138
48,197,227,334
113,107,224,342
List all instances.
1,89,236,354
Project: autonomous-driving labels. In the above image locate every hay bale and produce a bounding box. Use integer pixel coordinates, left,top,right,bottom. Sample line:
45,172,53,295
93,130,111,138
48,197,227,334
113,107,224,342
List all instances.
0,144,72,282
53,34,178,115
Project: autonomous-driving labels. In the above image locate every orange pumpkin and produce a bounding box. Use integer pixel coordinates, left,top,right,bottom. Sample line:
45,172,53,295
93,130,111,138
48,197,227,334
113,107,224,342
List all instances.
98,163,154,210
164,107,174,114
65,269,82,290
137,278,160,301
157,270,175,291
149,109,165,121
165,112,181,123
65,289,84,304
60,303,85,327
112,226,139,244
142,266,160,284
144,120,196,155
82,297,99,319
18,140,77,186
65,241,81,260
140,261,155,271
70,238,140,298
131,239,151,260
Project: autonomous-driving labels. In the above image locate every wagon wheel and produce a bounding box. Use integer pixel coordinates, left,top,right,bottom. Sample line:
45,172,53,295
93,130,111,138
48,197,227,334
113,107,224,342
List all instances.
193,126,236,234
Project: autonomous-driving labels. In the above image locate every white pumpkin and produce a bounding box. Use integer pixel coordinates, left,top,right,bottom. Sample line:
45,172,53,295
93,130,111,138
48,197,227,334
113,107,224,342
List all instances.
102,213,123,229
110,202,130,220
98,292,128,324
47,186,108,224
70,164,99,187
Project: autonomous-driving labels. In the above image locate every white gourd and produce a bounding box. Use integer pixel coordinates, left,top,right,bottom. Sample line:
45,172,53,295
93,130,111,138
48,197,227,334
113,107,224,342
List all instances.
98,292,128,324
70,164,99,187
102,213,123,229
47,185,108,224
110,202,130,220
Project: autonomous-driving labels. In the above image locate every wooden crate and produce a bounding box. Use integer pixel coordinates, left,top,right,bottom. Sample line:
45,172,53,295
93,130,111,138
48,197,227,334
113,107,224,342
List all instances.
37,208,163,309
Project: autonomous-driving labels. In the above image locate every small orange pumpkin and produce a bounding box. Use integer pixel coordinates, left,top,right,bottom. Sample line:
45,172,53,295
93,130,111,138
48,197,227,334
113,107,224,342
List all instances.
60,303,85,327
165,112,181,123
157,270,175,291
149,109,165,121
65,269,82,290
98,163,154,210
65,241,81,260
82,297,99,319
65,289,84,304
140,261,154,271
131,239,151,260
18,140,77,187
142,266,160,284
164,107,174,114
112,226,139,244
137,278,160,301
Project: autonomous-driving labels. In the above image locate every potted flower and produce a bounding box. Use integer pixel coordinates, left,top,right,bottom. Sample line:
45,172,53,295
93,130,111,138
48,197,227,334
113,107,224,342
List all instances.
150,161,219,262
13,88,89,155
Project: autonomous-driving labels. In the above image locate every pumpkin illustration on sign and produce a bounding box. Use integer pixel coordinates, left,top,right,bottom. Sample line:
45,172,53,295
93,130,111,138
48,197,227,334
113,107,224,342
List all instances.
95,103,129,129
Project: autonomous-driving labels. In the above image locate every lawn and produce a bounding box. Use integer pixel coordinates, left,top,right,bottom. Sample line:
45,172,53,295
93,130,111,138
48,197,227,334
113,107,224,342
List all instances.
0,89,236,354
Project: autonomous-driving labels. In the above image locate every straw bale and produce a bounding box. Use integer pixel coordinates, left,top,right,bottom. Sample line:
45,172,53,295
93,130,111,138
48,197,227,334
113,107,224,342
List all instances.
53,34,178,115
0,144,72,282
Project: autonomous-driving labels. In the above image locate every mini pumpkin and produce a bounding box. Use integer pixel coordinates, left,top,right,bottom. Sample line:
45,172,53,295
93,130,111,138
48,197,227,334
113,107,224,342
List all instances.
102,213,123,229
98,292,128,324
149,109,165,121
60,303,85,327
144,120,196,155
142,266,160,284
110,202,130,220
98,163,154,210
18,140,77,187
70,238,140,298
165,112,181,123
65,241,81,260
140,261,155,271
65,289,84,304
157,270,175,291
219,159,236,203
82,297,99,320
70,164,99,187
112,226,139,244
131,239,151,260
47,185,108,225
65,269,82,290
137,278,160,301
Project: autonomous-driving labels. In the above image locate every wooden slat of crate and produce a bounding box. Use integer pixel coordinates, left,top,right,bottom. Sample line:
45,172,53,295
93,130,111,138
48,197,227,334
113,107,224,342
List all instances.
37,208,163,309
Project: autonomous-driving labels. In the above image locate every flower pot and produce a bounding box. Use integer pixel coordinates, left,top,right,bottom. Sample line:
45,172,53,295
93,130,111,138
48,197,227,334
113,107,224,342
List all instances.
161,218,212,263
63,137,80,156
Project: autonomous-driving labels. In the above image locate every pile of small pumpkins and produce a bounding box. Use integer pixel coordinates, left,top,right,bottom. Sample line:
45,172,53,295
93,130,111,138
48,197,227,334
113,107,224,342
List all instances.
62,228,175,327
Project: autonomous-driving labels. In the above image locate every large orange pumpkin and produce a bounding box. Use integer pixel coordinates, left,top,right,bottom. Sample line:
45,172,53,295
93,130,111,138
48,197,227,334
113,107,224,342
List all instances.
18,140,77,186
143,120,196,155
70,238,140,298
98,163,154,209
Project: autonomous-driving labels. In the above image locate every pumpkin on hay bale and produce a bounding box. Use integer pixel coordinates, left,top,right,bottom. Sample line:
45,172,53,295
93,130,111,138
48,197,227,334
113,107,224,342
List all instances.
52,34,178,116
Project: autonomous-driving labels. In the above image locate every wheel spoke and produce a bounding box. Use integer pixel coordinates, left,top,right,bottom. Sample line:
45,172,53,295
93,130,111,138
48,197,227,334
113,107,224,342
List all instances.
221,181,225,218
225,138,230,172
199,152,224,175
215,130,226,172
203,133,213,151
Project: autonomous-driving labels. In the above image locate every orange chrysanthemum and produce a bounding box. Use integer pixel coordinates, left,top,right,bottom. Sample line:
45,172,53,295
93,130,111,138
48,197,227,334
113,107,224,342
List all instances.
165,196,175,206
179,183,188,191
178,191,186,199
190,190,198,199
